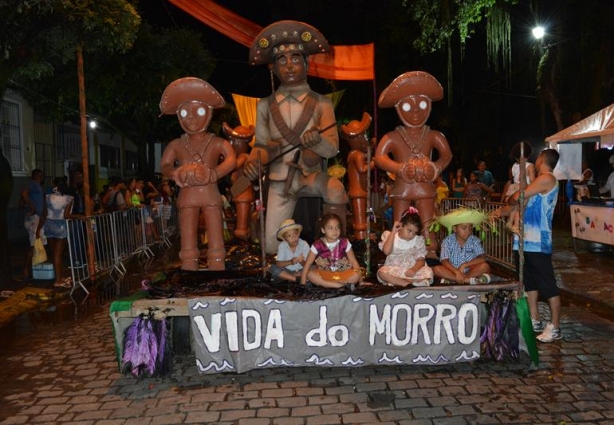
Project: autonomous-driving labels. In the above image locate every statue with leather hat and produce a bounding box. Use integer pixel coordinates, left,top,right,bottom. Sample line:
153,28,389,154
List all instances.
340,112,374,240
243,20,348,255
160,77,237,271
223,122,255,240
374,71,453,254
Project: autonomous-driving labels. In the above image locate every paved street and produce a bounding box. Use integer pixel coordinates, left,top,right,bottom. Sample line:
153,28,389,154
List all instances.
1,300,613,424
1,217,614,424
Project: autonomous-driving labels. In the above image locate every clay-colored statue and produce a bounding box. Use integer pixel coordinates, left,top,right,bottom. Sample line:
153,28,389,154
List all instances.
340,112,373,240
243,20,348,255
223,122,255,240
374,71,453,252
160,77,237,270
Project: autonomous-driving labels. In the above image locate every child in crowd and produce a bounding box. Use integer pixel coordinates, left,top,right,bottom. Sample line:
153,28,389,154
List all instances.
502,141,535,233
464,171,482,203
432,208,491,285
268,219,310,283
377,207,433,287
301,213,363,289
451,168,467,199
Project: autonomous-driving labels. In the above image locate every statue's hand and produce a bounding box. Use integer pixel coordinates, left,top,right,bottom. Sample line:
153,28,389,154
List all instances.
399,162,417,184
174,164,216,187
301,127,322,149
423,161,439,182
243,161,259,181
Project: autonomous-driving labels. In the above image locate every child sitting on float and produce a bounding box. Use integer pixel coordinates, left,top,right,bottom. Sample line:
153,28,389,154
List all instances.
268,219,310,283
431,208,492,285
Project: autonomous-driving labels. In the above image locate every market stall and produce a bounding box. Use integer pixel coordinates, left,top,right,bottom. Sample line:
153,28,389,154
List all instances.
547,103,614,249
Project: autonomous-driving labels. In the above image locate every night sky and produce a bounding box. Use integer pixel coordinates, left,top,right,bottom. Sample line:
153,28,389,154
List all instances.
139,0,614,181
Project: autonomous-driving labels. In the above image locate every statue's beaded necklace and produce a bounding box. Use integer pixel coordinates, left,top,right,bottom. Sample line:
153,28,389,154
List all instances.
182,133,214,164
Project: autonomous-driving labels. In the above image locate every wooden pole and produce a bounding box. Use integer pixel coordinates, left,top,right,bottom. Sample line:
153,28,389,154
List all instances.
77,44,96,282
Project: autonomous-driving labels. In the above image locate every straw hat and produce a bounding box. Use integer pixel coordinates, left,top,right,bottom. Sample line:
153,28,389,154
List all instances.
276,219,303,240
432,208,490,234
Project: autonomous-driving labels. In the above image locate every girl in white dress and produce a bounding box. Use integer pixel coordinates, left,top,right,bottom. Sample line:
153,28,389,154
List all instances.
377,207,433,287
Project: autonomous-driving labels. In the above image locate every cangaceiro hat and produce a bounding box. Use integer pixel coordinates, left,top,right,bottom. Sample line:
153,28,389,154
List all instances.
276,219,303,241
340,112,372,138
249,20,329,66
159,77,225,115
222,122,255,142
378,71,444,108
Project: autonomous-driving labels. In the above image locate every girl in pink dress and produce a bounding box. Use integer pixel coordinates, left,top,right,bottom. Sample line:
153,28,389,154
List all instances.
300,213,363,289
377,207,434,287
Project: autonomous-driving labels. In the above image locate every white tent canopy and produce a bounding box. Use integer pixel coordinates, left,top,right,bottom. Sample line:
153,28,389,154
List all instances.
546,103,614,149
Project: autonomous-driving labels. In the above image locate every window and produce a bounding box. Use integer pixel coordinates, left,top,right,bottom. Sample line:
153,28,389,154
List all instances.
0,98,24,173
100,144,120,169
125,150,138,172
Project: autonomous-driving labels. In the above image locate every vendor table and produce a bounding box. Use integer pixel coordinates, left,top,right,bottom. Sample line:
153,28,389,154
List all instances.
110,282,523,375
570,202,614,248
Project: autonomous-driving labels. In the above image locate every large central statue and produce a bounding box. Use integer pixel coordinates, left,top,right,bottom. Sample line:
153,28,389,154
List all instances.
243,20,348,255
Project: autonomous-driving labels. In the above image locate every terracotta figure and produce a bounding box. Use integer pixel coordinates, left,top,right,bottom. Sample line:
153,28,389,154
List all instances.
160,78,237,270
340,112,373,240
243,20,348,255
374,71,453,253
223,123,255,240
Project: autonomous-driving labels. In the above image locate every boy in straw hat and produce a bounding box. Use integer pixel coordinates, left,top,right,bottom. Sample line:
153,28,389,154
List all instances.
160,77,237,270
374,71,453,254
242,20,348,255
268,219,310,283
431,208,492,285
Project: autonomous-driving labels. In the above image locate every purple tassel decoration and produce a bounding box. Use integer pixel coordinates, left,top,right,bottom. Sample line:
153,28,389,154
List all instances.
481,290,520,361
122,310,173,378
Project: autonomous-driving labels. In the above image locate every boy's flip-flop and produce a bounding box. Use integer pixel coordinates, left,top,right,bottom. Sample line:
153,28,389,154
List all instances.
53,277,72,289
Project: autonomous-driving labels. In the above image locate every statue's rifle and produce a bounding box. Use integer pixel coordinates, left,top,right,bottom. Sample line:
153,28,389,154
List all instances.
230,122,338,197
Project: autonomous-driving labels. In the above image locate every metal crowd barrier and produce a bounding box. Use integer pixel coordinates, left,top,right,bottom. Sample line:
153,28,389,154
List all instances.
65,202,177,306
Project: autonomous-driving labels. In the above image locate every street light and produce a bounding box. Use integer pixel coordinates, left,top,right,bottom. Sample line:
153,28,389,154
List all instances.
532,26,545,40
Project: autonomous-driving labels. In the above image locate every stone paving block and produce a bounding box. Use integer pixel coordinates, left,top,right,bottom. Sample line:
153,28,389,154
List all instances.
228,390,260,400
294,387,324,396
444,404,479,416
305,414,340,424
209,399,249,411
275,397,307,408
149,413,185,424
72,408,112,421
67,402,103,413
291,406,322,417
190,391,227,403
41,403,70,414
321,402,355,415
410,406,447,419
306,395,338,405
248,398,277,408
376,409,412,421
29,414,60,423
108,406,146,418
393,398,428,409
184,411,221,424
338,392,369,403
257,407,291,418
323,385,354,395
387,379,419,391
95,420,128,425
237,419,271,425
261,388,294,398
340,412,379,423
272,417,306,425
279,381,309,389
220,409,257,421
0,416,30,424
